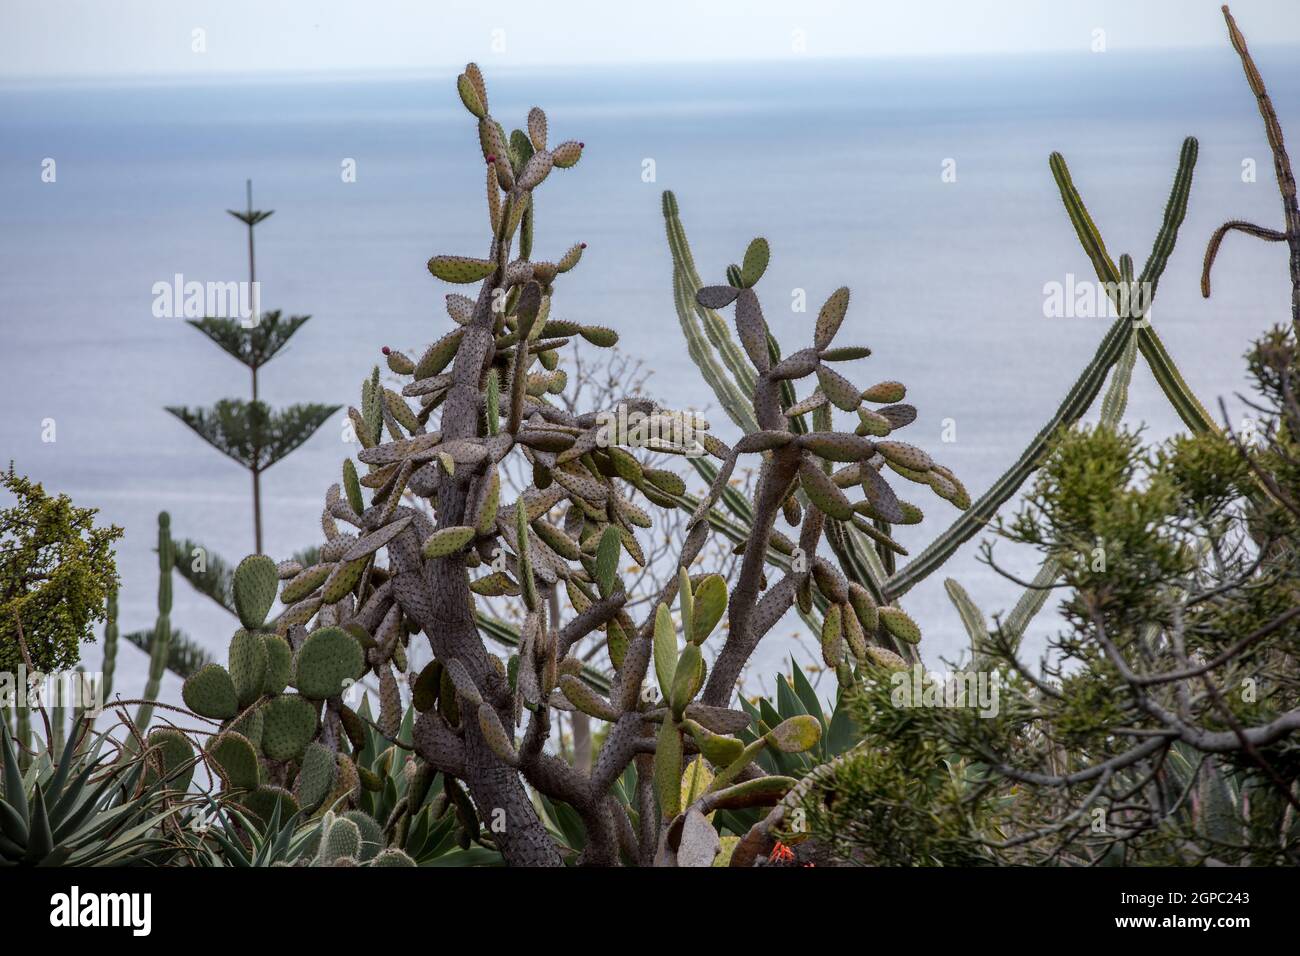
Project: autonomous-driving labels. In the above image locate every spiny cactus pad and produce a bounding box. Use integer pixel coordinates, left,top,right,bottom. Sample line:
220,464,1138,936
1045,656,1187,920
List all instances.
766,714,822,753
228,628,269,708
295,627,364,700
181,663,239,720
879,606,922,644
428,255,495,284
866,646,909,671
421,525,476,559
371,848,418,867
233,554,279,629
317,816,362,865
259,693,319,761
261,633,293,695
342,810,384,862
229,706,265,750
209,732,260,791
298,741,337,811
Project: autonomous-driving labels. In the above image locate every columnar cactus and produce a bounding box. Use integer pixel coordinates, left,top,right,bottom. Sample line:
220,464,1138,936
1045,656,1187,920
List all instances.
133,512,173,735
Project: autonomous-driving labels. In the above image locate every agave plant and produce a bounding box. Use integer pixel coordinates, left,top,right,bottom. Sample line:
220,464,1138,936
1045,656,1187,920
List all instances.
186,796,321,867
0,720,185,866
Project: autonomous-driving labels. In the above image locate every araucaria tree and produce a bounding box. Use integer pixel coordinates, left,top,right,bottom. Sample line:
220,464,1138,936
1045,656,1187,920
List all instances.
173,64,967,867
167,181,340,554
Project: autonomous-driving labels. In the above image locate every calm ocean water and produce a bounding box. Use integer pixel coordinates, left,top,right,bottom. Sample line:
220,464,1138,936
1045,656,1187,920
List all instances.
2,48,1298,709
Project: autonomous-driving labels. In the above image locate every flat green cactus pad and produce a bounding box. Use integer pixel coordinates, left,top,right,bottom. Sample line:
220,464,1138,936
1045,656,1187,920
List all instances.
181,663,239,720
294,627,364,700
228,628,269,708
297,741,337,811
237,786,299,825
233,554,279,629
259,694,319,762
261,633,293,696
209,732,260,791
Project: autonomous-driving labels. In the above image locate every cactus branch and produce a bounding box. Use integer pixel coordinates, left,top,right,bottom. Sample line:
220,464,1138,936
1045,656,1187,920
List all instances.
1207,6,1300,328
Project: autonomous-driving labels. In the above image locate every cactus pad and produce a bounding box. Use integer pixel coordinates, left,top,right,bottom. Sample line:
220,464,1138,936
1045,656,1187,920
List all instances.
317,816,362,865
342,810,384,862
766,714,822,753
237,786,299,825
879,606,922,644
261,633,293,695
294,627,364,700
229,705,265,750
228,628,269,708
281,563,332,604
428,255,495,284
259,693,319,761
181,663,239,720
371,848,417,867
233,554,279,629
209,732,260,791
298,741,337,811
421,525,476,559
144,728,195,794
865,646,909,671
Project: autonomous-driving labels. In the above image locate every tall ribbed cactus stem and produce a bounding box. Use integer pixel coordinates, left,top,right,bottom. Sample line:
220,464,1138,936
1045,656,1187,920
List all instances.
101,587,119,700
134,512,174,736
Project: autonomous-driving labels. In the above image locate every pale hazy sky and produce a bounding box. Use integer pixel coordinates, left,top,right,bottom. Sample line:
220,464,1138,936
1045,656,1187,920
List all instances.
2,0,1298,79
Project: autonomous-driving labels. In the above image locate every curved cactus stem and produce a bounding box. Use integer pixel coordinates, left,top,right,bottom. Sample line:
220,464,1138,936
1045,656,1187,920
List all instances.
1139,137,1198,295
664,192,757,394
1099,333,1138,425
1000,558,1062,647
101,588,119,701
1217,5,1300,328
1201,220,1288,298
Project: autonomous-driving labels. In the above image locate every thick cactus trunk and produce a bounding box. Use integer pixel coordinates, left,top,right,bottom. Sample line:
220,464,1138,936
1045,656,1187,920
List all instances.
386,278,561,867
389,521,560,866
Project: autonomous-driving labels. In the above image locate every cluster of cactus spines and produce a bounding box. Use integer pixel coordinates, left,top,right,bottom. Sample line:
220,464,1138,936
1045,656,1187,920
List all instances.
132,512,174,736
1201,5,1300,330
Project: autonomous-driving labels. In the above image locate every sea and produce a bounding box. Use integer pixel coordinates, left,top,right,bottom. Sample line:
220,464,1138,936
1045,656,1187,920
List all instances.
2,46,1297,714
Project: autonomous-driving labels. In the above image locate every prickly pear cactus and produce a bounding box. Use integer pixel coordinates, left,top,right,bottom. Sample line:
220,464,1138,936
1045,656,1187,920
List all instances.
174,62,961,867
